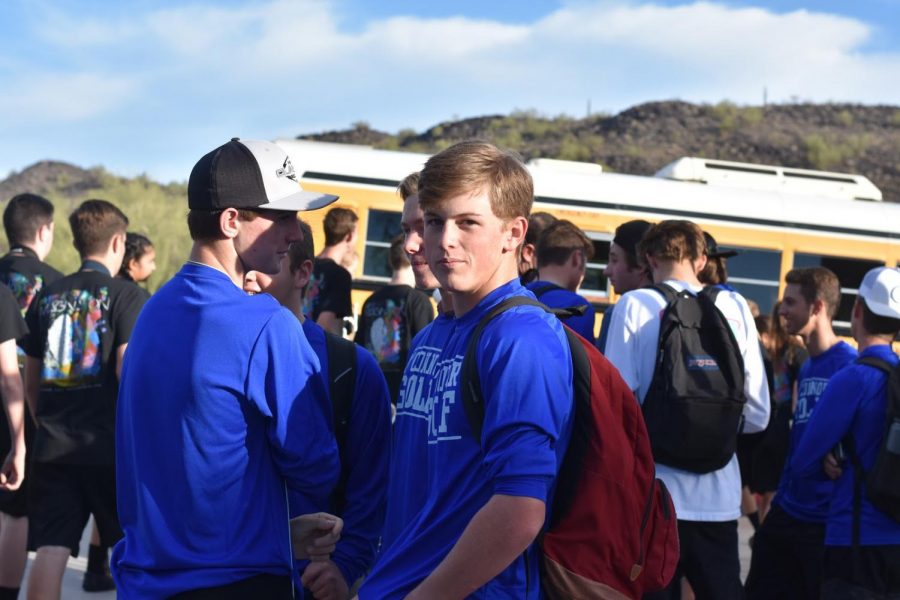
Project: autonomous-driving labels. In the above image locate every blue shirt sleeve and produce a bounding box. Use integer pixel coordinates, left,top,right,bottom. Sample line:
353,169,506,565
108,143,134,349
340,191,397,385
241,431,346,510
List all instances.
477,308,573,503
246,310,340,507
330,348,392,586
791,367,861,478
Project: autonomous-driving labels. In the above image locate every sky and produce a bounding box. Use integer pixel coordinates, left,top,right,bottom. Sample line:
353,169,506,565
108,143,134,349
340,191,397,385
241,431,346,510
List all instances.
1,0,898,183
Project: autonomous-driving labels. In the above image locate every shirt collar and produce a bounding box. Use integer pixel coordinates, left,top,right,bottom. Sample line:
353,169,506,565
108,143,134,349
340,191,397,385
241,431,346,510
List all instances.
79,260,111,277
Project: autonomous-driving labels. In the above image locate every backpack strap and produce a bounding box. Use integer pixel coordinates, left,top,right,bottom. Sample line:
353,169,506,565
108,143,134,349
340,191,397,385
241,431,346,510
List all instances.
531,282,564,300
461,296,548,445
842,356,893,557
324,331,357,514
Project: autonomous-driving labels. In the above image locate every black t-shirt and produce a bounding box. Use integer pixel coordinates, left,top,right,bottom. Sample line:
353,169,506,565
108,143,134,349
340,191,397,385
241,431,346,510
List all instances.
0,247,64,318
305,258,353,321
0,285,28,456
355,284,434,401
22,262,147,465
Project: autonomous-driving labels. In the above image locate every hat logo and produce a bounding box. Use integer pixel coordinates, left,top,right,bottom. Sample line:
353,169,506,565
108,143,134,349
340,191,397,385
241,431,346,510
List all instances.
891,287,900,303
276,157,298,183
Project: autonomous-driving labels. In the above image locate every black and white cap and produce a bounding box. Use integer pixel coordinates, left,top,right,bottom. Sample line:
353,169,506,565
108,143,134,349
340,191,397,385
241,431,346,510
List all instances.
188,138,338,212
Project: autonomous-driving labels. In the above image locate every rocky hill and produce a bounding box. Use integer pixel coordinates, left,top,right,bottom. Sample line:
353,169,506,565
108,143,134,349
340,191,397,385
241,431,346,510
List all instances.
302,101,900,203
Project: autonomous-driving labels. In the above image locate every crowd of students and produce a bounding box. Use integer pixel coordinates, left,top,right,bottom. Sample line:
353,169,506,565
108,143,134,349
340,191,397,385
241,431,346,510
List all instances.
0,137,897,600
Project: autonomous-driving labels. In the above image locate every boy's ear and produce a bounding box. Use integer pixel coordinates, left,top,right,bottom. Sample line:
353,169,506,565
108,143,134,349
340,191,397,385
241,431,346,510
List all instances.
220,208,240,239
503,216,528,254
112,231,126,255
294,259,314,290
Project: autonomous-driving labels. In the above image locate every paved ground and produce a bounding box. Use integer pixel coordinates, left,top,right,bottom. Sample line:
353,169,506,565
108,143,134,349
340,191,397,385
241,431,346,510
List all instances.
20,519,115,600
18,515,755,598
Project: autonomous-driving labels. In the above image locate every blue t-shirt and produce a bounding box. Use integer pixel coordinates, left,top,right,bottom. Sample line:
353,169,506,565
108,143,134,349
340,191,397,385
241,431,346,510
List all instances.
112,264,339,599
526,280,596,344
291,319,391,588
596,303,614,354
381,312,456,551
775,340,858,523
360,280,574,599
791,345,900,546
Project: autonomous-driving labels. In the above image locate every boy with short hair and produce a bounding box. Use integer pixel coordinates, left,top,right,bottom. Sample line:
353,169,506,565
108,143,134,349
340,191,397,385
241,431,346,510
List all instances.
597,219,651,353
21,200,147,600
244,220,391,600
526,219,597,343
745,267,859,599
0,193,63,598
355,235,434,402
113,139,342,598
360,141,574,599
604,219,770,600
518,211,557,285
308,207,358,335
790,266,900,598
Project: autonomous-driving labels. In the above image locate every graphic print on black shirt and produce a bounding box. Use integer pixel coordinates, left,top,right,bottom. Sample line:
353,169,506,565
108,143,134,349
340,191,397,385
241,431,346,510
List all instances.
23,266,146,464
0,247,63,317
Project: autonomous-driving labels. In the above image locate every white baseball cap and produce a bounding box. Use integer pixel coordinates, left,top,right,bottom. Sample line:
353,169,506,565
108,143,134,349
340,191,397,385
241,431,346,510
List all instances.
858,266,900,320
188,138,338,212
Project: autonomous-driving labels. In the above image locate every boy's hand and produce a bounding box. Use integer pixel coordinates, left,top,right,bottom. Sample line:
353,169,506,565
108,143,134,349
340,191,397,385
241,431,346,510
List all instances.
301,559,349,600
290,512,343,561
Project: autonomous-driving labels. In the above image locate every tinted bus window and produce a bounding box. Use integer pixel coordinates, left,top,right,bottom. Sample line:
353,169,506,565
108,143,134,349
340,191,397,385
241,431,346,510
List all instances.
581,236,611,298
725,247,782,315
363,210,402,279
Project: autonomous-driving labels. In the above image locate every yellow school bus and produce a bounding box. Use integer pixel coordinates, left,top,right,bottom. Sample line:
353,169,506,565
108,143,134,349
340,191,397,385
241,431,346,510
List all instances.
278,139,900,337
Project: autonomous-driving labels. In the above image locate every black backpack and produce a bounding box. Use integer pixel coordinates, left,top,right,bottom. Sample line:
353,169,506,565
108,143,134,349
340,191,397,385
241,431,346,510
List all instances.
844,356,900,532
324,331,357,514
641,284,746,473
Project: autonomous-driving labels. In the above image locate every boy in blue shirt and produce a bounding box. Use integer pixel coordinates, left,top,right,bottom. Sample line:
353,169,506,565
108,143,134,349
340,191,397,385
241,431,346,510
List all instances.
745,267,858,599
113,139,343,598
526,219,597,343
244,220,391,600
791,266,900,598
359,141,574,599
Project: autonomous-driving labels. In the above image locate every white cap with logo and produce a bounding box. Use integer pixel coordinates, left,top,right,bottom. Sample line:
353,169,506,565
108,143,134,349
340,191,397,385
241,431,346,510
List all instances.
858,266,900,320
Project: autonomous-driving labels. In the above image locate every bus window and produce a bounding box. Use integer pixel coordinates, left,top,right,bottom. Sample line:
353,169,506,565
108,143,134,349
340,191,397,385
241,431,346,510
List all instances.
363,209,402,279
725,248,782,315
580,235,611,299
793,253,884,332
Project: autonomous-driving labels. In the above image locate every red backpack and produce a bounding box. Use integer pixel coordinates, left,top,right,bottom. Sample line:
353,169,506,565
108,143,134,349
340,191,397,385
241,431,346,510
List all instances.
461,296,679,599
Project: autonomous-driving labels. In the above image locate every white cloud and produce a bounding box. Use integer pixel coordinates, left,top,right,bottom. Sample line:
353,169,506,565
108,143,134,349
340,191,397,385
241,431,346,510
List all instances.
0,72,138,122
1,0,899,179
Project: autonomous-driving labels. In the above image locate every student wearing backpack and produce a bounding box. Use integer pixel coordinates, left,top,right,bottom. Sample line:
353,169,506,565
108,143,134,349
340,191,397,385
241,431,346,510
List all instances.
788,266,900,599
358,141,574,599
244,220,391,600
604,219,770,600
525,219,596,343
744,267,858,600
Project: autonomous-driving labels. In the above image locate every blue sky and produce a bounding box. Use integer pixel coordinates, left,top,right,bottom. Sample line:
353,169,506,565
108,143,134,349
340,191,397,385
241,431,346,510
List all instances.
1,0,898,183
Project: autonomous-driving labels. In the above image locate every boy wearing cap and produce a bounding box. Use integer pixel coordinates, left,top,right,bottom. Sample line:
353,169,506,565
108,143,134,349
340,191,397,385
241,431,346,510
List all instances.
745,267,858,600
597,219,651,353
525,219,597,343
22,200,146,600
112,139,341,598
789,267,900,598
359,141,573,599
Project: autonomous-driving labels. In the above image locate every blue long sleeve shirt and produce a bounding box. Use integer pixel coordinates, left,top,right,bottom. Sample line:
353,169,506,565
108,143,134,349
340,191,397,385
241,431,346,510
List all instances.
381,313,456,551
291,319,392,588
112,264,339,599
791,344,900,546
